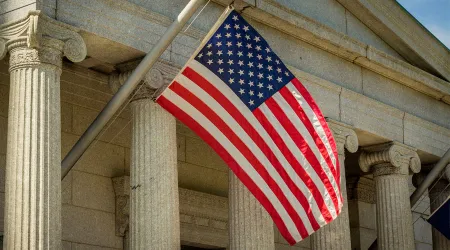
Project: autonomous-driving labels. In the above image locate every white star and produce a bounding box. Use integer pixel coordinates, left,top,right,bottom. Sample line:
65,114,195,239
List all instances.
225,33,232,38
197,53,203,58
247,62,254,68
237,42,243,47
217,59,223,65
248,81,254,87
256,54,263,60
239,89,245,95
257,73,264,79
249,100,255,106
257,63,263,69
265,47,271,53
238,70,244,76
256,45,261,51
229,78,235,84
285,71,290,76
276,67,282,73
277,77,282,83
243,25,249,32
267,75,273,80
267,84,273,90
216,41,222,47
207,43,212,48
237,51,243,57
248,71,254,77
235,33,241,39
246,43,252,49
234,24,240,29
207,51,213,56
257,82,264,88
217,50,223,56
207,59,213,65
218,68,224,74
267,65,273,71
227,59,234,65
258,92,263,98
247,52,253,58
238,60,244,66
249,90,254,96
239,79,245,85
224,24,231,30
232,15,239,21
228,68,234,74
227,50,233,56
254,36,260,42
275,59,280,64
215,33,222,39
226,41,232,47
245,35,251,40
266,56,272,62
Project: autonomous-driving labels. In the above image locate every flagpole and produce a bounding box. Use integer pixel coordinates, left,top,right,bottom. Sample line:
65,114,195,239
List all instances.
61,0,207,180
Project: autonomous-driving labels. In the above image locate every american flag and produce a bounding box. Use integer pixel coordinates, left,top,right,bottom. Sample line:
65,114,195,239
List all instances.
156,9,342,244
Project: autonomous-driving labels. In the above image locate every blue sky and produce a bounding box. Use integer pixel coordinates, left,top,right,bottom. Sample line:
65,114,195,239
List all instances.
397,0,450,49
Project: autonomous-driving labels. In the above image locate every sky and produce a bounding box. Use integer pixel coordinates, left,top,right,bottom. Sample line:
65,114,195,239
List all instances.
397,0,450,49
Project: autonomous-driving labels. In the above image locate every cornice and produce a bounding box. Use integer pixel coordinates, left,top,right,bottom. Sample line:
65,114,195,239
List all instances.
210,0,450,104
0,10,87,63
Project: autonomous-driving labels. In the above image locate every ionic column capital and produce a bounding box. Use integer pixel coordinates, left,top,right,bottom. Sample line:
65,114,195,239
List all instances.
108,59,179,101
359,142,421,176
326,119,358,155
0,11,87,68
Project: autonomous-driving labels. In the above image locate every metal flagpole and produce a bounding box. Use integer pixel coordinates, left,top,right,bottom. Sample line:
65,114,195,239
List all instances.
61,0,207,180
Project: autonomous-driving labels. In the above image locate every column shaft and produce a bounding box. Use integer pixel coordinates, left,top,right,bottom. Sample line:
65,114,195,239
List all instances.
429,184,450,250
311,154,351,250
229,172,274,250
4,46,62,249
130,99,179,249
375,173,414,250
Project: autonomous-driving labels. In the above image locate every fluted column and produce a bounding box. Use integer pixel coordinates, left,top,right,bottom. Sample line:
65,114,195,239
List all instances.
112,66,180,249
311,120,358,250
229,172,274,250
359,142,421,250
0,12,86,249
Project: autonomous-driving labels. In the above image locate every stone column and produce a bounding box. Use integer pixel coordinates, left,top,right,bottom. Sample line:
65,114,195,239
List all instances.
414,165,450,250
311,120,358,250
0,11,86,249
359,142,421,250
0,12,86,249
111,67,180,249
229,172,274,250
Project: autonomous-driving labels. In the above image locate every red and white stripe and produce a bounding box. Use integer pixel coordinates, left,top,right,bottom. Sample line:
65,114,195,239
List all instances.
157,60,342,244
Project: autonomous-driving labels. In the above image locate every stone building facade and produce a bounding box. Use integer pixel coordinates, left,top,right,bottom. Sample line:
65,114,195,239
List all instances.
0,0,449,249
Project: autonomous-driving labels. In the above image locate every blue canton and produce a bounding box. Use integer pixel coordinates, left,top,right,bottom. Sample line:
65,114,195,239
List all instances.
195,10,294,111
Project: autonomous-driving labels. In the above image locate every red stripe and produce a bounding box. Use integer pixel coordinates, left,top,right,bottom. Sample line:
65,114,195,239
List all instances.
279,87,339,188
169,81,309,239
264,97,340,212
157,95,297,244
290,78,340,190
182,67,320,231
253,108,334,223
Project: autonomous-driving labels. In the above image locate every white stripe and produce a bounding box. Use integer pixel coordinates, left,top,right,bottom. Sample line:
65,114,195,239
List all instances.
259,103,338,219
176,73,314,234
188,60,328,226
271,92,341,208
162,87,302,241
286,83,338,171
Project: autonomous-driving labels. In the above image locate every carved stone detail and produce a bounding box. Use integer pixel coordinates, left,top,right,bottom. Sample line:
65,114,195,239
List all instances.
0,10,87,65
327,119,358,154
359,142,421,176
347,176,376,204
109,59,179,101
112,176,130,237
